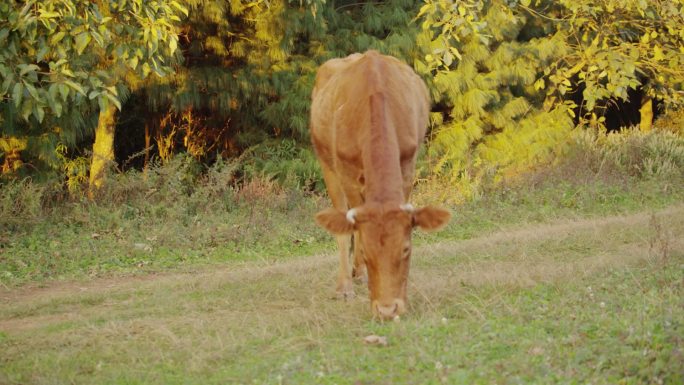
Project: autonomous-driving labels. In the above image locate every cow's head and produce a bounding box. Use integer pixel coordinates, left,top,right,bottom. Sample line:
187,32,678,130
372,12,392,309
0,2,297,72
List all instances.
315,203,450,319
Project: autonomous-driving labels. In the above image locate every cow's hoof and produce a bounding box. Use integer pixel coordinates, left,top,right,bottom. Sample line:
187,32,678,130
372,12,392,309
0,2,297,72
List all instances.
335,290,355,300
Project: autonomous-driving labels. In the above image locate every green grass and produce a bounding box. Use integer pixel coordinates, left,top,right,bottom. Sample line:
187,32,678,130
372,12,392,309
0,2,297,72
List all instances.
2,170,682,287
1,205,682,384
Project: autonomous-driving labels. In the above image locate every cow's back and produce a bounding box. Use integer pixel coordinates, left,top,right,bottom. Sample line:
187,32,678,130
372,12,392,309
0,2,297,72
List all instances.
310,51,430,175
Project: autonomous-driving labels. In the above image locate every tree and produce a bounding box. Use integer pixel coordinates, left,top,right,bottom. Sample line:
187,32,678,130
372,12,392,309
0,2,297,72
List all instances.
519,0,684,130
416,0,574,192
0,0,185,193
136,0,425,186
416,0,683,192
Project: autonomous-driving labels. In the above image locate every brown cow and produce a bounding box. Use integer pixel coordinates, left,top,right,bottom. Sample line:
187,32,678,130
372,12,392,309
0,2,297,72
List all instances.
310,50,451,319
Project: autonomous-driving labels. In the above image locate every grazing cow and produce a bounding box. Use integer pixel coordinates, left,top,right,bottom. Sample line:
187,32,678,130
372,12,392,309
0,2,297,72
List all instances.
310,50,451,319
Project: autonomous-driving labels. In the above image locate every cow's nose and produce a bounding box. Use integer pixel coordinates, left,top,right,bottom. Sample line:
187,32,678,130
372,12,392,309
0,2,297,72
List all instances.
373,299,404,319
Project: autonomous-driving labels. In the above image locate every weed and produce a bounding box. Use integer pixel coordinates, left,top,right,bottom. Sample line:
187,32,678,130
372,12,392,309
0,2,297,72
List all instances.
648,213,672,263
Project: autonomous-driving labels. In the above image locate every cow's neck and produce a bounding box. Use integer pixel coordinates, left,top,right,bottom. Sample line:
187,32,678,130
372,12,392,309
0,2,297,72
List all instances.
363,92,405,204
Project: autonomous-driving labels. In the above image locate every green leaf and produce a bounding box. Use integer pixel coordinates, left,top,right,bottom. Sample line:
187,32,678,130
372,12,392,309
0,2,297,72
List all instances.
61,68,75,77
1,74,13,95
48,83,59,100
50,31,66,45
91,31,104,47
39,11,60,19
74,32,92,55
171,1,189,17
169,37,177,54
21,99,33,121
19,64,40,76
97,95,108,113
58,84,70,101
64,80,86,96
105,92,122,110
36,44,49,62
24,81,39,101
0,28,9,43
53,101,62,117
12,82,24,108
33,105,45,123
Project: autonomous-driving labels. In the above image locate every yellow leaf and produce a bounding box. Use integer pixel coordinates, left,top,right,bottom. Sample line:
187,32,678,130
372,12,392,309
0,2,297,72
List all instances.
653,45,665,61
590,36,600,47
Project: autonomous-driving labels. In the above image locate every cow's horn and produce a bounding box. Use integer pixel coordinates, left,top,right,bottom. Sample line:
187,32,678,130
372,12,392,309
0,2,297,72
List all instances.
346,208,358,224
400,203,415,213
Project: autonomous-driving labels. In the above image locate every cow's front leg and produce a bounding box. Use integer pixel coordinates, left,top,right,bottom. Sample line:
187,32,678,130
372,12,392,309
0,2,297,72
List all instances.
351,231,367,283
335,233,354,299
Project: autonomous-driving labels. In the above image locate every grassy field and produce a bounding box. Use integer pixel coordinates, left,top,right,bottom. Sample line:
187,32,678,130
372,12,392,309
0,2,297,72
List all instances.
1,204,682,384
1,128,683,384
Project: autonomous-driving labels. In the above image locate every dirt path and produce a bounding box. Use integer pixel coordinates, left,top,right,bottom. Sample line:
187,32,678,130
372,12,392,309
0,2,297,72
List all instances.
1,204,682,333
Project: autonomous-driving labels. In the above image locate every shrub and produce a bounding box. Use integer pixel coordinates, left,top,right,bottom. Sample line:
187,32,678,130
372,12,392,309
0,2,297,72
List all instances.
240,139,324,191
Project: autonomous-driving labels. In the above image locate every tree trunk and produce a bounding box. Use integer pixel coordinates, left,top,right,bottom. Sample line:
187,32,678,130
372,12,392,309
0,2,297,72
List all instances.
143,121,152,170
89,103,117,199
639,94,653,132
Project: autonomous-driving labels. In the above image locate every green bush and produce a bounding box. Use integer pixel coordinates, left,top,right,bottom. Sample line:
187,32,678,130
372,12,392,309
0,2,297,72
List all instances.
240,139,324,191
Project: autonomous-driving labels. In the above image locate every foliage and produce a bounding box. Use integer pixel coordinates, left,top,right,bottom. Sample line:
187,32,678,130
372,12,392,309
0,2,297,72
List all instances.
0,0,185,169
654,106,684,136
417,0,575,187
139,0,425,163
417,0,684,185
529,0,684,113
240,139,324,191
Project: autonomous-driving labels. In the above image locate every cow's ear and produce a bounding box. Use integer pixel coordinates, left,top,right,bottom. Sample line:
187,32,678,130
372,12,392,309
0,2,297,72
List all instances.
413,206,451,231
315,208,355,235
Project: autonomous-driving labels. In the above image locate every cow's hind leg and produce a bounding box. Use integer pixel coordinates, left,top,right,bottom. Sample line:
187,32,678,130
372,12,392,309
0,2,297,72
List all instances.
319,163,355,299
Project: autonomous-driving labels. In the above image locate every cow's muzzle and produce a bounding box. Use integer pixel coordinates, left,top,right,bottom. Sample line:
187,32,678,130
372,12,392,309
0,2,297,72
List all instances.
372,298,406,320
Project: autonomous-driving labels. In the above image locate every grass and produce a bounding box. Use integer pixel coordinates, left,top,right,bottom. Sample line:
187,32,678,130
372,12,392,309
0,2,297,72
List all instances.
2,161,682,286
0,205,682,384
